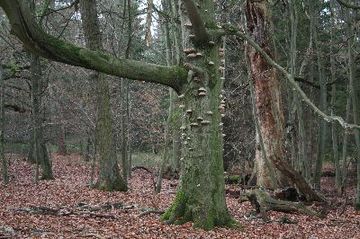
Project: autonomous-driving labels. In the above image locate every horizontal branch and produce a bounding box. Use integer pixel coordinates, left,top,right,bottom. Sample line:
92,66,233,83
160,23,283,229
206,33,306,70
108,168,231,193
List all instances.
0,0,188,93
219,24,360,131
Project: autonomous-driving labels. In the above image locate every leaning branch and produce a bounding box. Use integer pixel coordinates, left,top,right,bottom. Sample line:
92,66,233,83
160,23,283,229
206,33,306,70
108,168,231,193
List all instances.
0,0,188,93
220,25,360,130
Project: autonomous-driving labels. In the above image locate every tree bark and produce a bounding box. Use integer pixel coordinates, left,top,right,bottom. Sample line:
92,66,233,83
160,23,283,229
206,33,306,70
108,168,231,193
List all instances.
244,0,324,202
346,9,360,210
312,0,328,190
161,0,235,229
30,54,54,180
245,0,288,189
0,65,8,185
80,0,127,191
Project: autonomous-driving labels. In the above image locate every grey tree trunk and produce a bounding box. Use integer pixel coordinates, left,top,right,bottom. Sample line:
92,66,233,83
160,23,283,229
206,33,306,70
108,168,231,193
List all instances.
30,54,54,180
340,86,351,192
0,65,8,185
156,0,182,193
346,9,360,210
80,0,127,191
313,0,328,190
330,0,341,193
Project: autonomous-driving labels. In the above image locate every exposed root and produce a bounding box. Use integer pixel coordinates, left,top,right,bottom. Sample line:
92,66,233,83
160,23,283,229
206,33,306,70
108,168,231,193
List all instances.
244,188,326,221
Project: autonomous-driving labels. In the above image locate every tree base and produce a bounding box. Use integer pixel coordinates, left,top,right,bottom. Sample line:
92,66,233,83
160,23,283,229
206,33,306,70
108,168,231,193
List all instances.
94,178,127,192
40,175,55,180
161,191,240,230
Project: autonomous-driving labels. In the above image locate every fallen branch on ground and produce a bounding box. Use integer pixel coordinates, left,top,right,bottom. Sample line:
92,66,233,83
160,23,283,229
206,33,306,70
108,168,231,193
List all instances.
243,188,326,221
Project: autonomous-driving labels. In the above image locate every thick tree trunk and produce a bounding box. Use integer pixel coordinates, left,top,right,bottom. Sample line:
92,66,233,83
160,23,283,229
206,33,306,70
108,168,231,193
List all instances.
162,0,235,229
80,0,127,191
245,0,323,202
245,0,288,189
30,55,54,180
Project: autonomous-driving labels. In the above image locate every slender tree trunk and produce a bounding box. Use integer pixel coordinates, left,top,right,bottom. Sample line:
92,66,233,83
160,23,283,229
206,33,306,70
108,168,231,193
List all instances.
30,55,54,180
330,0,341,193
0,65,8,185
346,9,360,210
80,0,127,191
289,0,306,175
156,0,182,193
340,87,351,192
57,122,67,155
313,0,327,190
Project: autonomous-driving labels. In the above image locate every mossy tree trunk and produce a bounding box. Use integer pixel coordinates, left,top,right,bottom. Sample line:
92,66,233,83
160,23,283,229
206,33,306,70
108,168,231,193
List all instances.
30,54,54,180
161,0,235,229
79,0,127,191
245,0,288,190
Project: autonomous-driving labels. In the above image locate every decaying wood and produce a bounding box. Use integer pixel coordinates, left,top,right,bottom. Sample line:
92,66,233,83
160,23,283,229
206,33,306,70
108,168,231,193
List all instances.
243,188,325,221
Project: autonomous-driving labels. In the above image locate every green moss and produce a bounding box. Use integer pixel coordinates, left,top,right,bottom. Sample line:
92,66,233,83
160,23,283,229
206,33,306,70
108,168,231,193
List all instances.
161,191,187,222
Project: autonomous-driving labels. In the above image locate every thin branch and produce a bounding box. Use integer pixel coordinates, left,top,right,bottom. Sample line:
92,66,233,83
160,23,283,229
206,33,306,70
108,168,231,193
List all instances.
219,25,360,130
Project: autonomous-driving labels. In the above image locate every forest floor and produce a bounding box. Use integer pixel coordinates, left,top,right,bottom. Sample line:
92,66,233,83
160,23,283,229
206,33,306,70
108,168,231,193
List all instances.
0,154,359,239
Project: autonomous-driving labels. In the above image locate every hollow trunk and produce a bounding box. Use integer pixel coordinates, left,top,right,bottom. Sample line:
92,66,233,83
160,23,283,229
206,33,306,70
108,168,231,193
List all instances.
245,0,323,202
245,0,288,189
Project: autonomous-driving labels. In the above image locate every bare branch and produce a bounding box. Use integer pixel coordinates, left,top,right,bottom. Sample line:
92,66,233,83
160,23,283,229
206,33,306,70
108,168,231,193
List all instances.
0,0,188,93
220,25,360,130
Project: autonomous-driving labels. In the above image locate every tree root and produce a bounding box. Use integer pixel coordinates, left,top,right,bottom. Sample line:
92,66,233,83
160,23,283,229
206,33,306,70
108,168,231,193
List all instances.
243,189,326,221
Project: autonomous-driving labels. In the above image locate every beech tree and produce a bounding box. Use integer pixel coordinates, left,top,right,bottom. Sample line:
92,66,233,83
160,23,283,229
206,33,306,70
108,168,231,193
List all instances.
0,0,235,229
79,0,127,191
1,0,358,229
